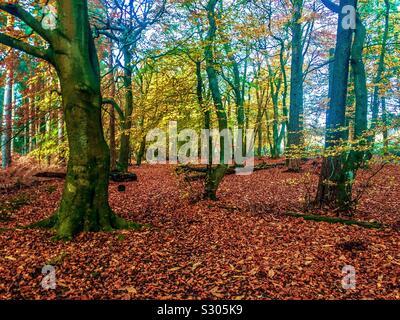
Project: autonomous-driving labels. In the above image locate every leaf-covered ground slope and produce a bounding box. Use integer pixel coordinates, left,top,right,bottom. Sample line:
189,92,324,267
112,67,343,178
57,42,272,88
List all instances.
0,161,399,299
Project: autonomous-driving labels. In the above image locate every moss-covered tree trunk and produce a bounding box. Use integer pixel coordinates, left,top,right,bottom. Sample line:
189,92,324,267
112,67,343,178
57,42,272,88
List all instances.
49,0,131,238
55,78,118,237
0,0,133,238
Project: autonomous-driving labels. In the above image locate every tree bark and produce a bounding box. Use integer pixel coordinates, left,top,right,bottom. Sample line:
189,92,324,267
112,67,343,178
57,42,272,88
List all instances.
51,1,133,238
117,48,134,172
370,0,390,141
1,68,13,169
287,0,304,171
0,0,134,238
315,0,357,211
108,42,117,171
204,0,228,200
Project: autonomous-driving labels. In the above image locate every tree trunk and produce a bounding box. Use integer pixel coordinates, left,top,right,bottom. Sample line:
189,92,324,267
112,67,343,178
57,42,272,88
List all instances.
267,60,283,159
350,15,368,155
53,78,119,237
335,14,369,211
32,0,132,238
204,0,228,200
23,95,29,155
381,97,388,154
0,1,136,238
315,0,357,211
287,0,304,172
223,42,245,156
108,42,117,171
2,68,13,169
136,136,146,166
370,0,390,142
256,104,263,157
28,82,36,152
117,48,134,172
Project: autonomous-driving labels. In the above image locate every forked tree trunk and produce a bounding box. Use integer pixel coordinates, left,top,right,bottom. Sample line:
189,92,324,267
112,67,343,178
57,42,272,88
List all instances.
267,62,283,159
204,0,228,200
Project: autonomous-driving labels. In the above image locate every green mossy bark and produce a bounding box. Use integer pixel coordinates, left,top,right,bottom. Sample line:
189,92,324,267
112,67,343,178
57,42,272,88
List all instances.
204,164,228,200
30,1,138,239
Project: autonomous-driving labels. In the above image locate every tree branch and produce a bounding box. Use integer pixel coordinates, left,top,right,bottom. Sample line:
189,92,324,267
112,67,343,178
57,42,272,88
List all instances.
0,32,52,62
0,3,53,43
321,0,341,13
102,98,125,120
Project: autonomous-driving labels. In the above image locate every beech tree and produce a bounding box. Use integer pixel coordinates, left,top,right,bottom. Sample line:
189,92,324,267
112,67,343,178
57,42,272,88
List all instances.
315,0,358,210
203,0,229,200
0,0,133,239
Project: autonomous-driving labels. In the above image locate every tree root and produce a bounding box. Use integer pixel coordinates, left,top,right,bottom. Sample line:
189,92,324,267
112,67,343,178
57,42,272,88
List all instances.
27,211,142,240
28,214,58,229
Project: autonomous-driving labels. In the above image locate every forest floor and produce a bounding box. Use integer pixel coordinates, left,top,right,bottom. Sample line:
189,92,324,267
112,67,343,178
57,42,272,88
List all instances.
0,158,399,299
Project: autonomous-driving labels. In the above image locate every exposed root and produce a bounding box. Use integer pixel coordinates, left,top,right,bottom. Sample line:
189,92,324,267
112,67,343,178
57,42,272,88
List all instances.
28,214,58,229
27,211,142,241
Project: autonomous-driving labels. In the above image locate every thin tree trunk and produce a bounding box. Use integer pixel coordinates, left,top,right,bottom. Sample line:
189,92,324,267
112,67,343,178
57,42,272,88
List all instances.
108,42,117,171
117,48,134,172
370,0,390,141
287,0,304,171
341,14,368,203
2,68,13,169
381,97,388,154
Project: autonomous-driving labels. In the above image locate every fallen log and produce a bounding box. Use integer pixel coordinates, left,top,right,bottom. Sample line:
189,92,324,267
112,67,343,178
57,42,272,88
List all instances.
184,174,206,182
226,161,286,174
33,171,138,182
285,212,383,229
110,171,137,182
176,161,286,176
33,172,66,179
